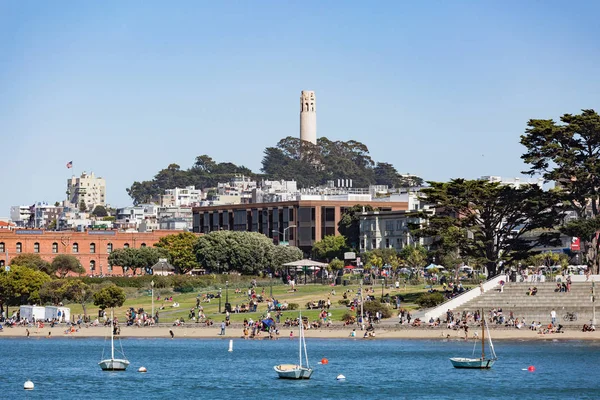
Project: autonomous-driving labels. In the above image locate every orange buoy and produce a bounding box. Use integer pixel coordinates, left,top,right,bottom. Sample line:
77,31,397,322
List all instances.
527,365,535,372
321,358,329,365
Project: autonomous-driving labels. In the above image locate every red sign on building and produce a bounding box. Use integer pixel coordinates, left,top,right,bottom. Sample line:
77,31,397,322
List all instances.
571,237,581,251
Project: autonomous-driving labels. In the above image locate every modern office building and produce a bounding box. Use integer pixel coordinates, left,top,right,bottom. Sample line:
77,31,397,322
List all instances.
192,199,408,253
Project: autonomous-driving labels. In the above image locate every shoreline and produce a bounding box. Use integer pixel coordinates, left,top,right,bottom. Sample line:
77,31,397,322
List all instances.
4,325,600,341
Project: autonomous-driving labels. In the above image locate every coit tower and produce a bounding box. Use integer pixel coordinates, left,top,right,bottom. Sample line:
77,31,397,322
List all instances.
300,90,317,144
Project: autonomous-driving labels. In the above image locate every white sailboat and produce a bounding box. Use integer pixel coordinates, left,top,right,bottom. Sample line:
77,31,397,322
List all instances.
450,312,497,369
274,313,313,379
99,309,130,371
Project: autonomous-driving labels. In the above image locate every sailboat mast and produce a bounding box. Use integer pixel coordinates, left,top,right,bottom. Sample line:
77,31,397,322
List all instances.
481,309,485,360
298,313,302,366
111,309,115,360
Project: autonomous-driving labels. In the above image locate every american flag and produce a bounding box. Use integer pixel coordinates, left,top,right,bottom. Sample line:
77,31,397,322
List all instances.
66,161,73,169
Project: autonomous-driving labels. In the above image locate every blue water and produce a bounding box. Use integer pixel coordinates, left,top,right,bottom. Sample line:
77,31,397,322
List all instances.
0,337,598,399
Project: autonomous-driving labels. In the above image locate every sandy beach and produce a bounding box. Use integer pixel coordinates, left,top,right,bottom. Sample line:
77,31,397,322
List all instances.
4,324,600,341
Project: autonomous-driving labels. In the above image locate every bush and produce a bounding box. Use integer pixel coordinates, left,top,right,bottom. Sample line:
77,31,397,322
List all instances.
416,292,445,308
362,300,392,319
341,312,356,323
338,299,351,306
173,281,195,293
288,303,299,310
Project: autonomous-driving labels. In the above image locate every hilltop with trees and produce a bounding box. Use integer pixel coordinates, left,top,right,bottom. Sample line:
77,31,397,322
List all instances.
126,137,422,205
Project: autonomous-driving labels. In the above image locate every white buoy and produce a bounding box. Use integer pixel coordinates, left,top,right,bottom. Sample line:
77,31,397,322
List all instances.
228,339,233,352
336,374,346,380
24,380,34,390
138,367,147,373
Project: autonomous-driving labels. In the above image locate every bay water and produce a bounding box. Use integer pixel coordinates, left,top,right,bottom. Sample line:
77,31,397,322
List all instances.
0,337,598,399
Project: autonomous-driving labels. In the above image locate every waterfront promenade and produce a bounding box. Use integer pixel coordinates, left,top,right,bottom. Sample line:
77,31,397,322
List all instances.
4,323,599,340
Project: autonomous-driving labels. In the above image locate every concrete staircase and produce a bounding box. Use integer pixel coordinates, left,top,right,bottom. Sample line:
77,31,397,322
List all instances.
451,282,598,326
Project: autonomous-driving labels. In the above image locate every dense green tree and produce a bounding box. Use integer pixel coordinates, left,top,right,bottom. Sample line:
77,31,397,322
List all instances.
61,279,92,317
312,235,350,261
521,109,600,273
338,204,375,249
374,162,400,187
9,254,54,275
127,156,256,205
0,266,51,308
93,285,126,309
51,255,85,278
399,244,428,270
39,280,66,305
154,232,199,274
91,205,108,217
420,179,561,277
272,245,303,269
329,258,344,272
108,247,168,275
194,231,275,275
39,279,93,316
362,248,399,266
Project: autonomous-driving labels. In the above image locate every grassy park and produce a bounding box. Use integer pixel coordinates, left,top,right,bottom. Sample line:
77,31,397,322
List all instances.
64,277,452,325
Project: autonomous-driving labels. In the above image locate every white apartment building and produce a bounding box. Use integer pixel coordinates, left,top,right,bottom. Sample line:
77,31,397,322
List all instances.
10,206,32,227
67,172,106,211
158,206,193,230
161,186,203,207
359,209,429,252
116,205,158,229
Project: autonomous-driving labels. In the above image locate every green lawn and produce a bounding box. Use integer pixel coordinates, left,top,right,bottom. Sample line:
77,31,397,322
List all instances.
65,281,459,324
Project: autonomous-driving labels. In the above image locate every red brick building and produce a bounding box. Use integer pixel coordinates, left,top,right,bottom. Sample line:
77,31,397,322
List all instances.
0,229,179,276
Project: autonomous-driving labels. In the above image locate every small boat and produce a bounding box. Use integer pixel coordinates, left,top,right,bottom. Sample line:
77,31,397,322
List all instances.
450,311,497,369
274,313,313,379
99,309,130,371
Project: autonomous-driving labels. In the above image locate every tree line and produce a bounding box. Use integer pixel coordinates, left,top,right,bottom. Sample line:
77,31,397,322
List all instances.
126,138,423,205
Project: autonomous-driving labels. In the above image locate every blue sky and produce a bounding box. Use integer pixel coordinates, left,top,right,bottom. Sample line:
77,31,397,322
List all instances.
1,1,599,215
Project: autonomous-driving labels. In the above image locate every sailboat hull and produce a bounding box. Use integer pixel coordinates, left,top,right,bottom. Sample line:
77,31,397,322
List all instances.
274,365,313,379
99,358,130,371
450,357,495,369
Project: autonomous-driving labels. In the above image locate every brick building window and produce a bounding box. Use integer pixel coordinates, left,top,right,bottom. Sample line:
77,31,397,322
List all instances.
124,243,130,249
90,260,96,273
140,243,146,248
0,260,4,268
52,242,58,253
107,243,113,253
16,242,22,253
0,242,4,253
72,243,79,253
34,242,40,253
90,243,96,254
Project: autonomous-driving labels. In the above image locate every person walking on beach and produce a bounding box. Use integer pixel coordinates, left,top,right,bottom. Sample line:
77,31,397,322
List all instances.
169,329,174,339
551,308,556,326
220,321,226,336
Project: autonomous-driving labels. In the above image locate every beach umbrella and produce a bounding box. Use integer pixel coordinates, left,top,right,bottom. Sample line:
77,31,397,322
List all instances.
398,268,411,274
425,264,439,270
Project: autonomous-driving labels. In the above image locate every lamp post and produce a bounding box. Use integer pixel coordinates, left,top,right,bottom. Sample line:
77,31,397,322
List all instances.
269,273,273,298
151,280,155,316
225,280,229,312
381,278,385,302
360,279,364,330
272,225,297,245
592,279,597,326
218,288,222,313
